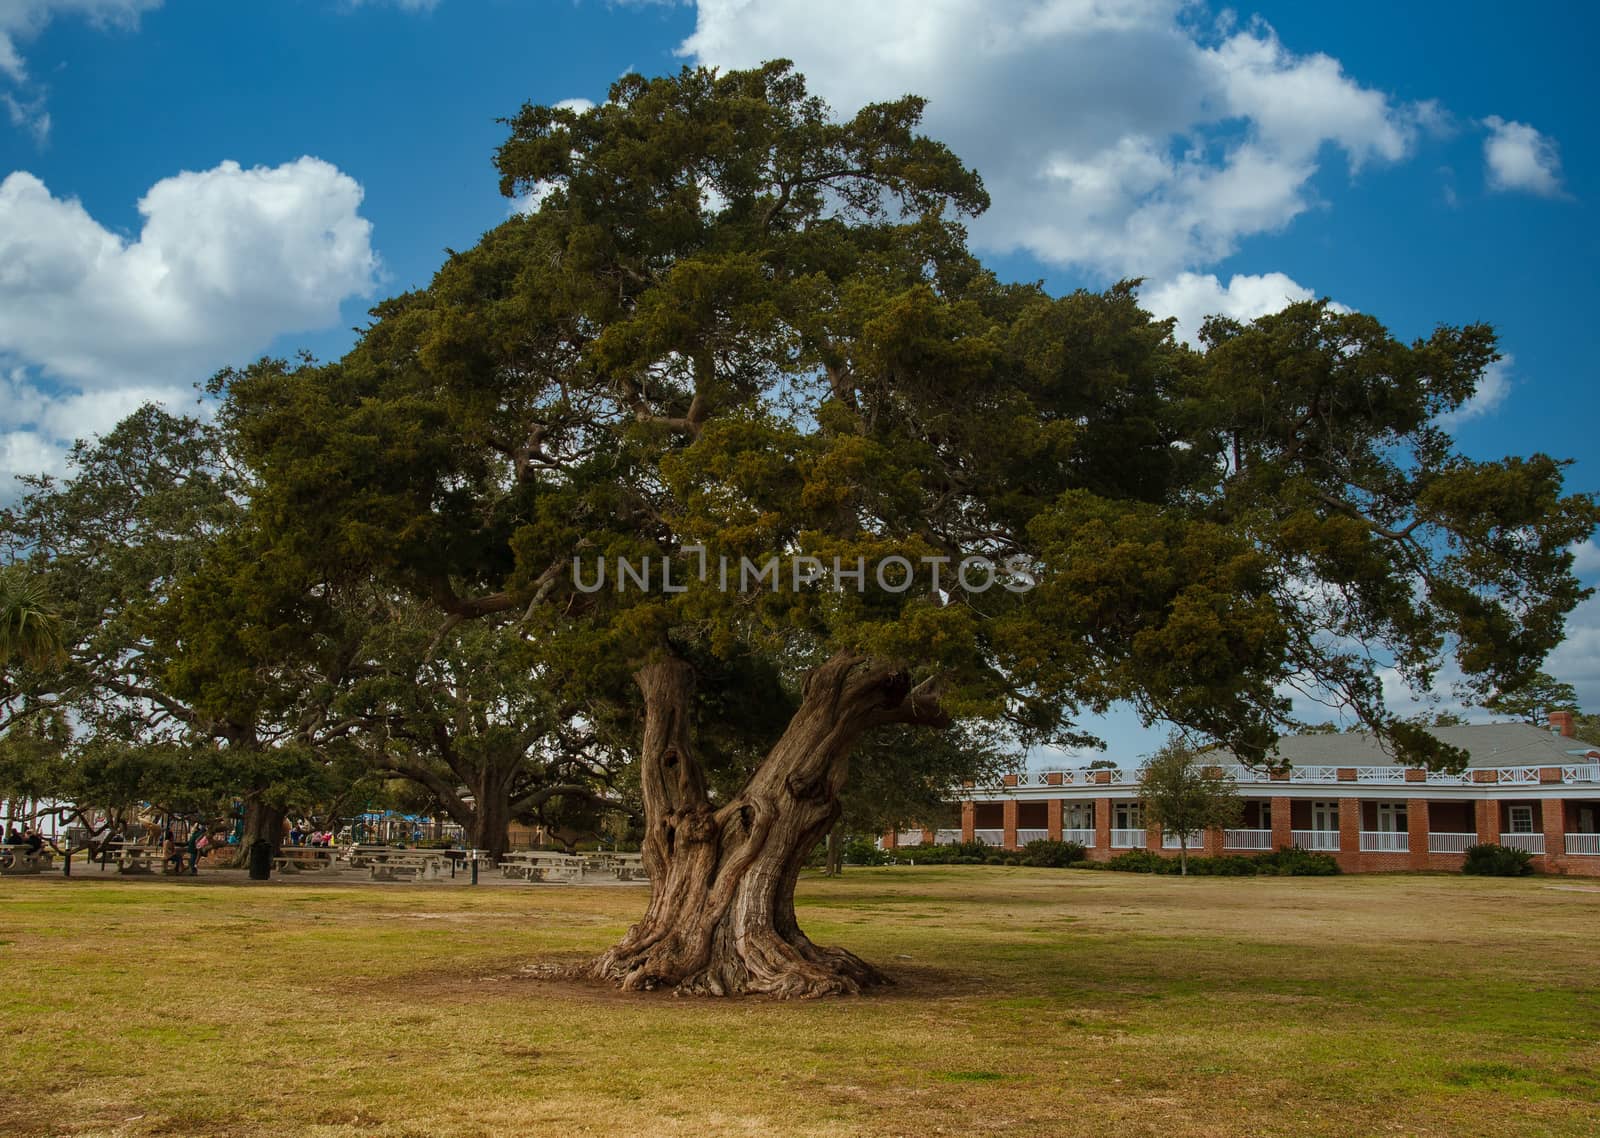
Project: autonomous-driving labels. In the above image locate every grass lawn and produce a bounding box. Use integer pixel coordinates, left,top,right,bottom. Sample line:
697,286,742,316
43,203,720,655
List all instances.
1,867,1597,1137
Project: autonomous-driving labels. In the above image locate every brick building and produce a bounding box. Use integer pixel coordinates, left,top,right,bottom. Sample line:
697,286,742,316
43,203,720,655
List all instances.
886,713,1600,876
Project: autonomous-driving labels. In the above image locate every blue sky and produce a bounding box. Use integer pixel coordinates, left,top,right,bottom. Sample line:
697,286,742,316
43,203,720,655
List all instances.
1,0,1595,757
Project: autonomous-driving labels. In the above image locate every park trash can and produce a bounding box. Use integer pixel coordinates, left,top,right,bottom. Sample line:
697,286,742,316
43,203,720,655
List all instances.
248,838,273,880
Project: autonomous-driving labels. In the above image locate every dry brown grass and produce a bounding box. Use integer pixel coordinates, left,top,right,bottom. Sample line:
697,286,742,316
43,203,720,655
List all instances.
1,866,1597,1137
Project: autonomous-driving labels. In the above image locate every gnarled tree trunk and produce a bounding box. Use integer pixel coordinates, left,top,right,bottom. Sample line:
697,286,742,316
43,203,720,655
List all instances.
232,797,285,866
588,650,946,998
469,775,512,862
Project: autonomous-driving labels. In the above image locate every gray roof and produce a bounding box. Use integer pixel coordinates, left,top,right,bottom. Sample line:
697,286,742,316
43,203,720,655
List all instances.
1251,723,1600,769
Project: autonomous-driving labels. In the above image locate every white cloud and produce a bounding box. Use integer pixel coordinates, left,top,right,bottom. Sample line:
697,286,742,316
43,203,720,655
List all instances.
0,0,159,140
2,88,47,142
1570,539,1600,578
0,156,378,495
1548,593,1600,713
345,0,439,10
1140,270,1336,348
1482,115,1564,198
680,0,1430,278
1436,355,1512,429
0,158,378,388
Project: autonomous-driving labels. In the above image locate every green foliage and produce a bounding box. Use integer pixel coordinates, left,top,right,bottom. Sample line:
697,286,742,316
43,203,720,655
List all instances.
1138,737,1243,869
1462,843,1534,876
1258,846,1342,876
1106,846,1340,876
841,837,891,866
1481,671,1578,725
0,568,64,670
882,839,1057,866
1019,839,1088,867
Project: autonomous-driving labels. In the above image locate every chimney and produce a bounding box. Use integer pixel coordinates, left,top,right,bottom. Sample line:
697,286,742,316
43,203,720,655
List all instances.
1547,710,1576,738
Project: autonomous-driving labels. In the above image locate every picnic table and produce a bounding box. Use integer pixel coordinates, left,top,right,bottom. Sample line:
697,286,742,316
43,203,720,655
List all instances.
346,843,463,869
271,846,340,874
581,851,649,882
0,845,53,875
102,842,172,875
499,850,587,883
350,846,465,881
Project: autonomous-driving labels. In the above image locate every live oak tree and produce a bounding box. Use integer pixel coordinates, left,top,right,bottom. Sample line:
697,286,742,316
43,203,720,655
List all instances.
0,407,373,859
825,723,1011,874
347,609,629,860
218,62,1597,997
1137,738,1244,875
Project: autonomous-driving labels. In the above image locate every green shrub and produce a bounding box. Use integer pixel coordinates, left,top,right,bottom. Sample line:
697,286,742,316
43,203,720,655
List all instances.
1106,849,1169,873
880,839,998,865
1262,846,1341,875
1105,846,1340,876
1020,839,1088,868
1462,843,1533,876
984,854,1005,865
842,838,891,866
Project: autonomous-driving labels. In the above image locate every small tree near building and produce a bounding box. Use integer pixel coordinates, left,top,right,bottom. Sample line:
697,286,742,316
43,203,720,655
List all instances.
1139,738,1243,875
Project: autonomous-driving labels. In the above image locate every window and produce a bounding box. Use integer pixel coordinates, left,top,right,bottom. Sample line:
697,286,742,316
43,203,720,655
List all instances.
1376,802,1408,833
1114,802,1143,829
1311,801,1339,832
1258,801,1272,829
1508,805,1535,834
1065,802,1094,830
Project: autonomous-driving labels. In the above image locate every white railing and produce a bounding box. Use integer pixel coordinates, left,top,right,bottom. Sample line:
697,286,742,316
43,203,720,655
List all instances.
1564,833,1600,856
1161,830,1203,849
1360,831,1409,852
1224,828,1273,850
1291,829,1339,851
1499,832,1545,854
1427,832,1478,854
934,829,961,846
1289,766,1340,783
1110,828,1147,849
1355,766,1408,783
974,829,1004,846
895,830,923,847
1016,828,1049,845
1003,762,1600,792
1061,828,1095,847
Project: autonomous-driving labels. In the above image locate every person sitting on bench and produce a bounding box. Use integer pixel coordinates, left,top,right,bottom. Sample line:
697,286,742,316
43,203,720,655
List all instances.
163,829,185,874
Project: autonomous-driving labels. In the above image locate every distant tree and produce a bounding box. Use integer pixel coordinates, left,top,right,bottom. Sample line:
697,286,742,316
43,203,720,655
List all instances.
1295,722,1345,735
347,610,629,859
825,723,1011,873
1139,738,1243,875
1482,671,1578,726
1406,709,1471,727
1572,712,1600,742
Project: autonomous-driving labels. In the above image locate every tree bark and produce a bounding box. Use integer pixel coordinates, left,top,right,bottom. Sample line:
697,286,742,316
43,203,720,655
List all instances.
233,798,285,866
824,819,842,877
588,650,946,998
470,776,513,861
